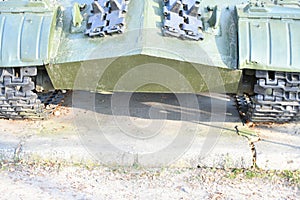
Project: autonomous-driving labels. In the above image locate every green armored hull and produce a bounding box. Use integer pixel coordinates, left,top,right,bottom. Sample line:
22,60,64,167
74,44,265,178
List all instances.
1,0,300,122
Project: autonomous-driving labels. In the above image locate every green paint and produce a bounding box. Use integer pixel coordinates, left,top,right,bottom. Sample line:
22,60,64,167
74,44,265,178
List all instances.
46,54,242,93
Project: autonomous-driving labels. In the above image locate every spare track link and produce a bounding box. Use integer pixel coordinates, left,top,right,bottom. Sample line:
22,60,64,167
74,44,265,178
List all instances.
238,70,300,123
0,67,64,120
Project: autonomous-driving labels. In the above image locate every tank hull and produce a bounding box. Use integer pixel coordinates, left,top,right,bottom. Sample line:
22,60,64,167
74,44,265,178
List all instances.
1,0,300,121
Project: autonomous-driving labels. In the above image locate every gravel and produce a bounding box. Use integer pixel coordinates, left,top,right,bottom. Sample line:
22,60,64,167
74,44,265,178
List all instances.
0,162,299,200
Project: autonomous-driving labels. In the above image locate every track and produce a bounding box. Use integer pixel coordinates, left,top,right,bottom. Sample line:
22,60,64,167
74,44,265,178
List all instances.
0,67,64,120
237,70,300,123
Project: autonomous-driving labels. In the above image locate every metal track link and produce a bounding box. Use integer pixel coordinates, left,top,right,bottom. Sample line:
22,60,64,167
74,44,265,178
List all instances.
0,67,64,120
237,70,300,123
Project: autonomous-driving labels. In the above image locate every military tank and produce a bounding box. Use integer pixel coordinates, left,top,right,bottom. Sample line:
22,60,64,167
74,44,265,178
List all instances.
0,0,299,122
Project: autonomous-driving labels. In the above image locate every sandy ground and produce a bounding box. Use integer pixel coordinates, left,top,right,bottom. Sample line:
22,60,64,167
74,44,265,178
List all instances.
0,162,299,200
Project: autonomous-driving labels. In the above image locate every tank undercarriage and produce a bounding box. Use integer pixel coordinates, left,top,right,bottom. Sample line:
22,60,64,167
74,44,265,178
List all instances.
1,66,300,123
